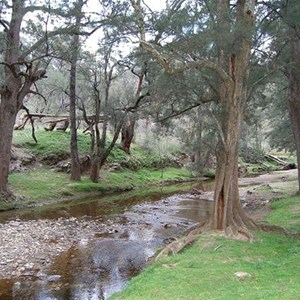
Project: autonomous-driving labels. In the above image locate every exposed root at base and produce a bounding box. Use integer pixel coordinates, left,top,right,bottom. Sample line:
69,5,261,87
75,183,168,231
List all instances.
0,190,17,202
155,234,200,262
153,217,300,262
257,222,300,238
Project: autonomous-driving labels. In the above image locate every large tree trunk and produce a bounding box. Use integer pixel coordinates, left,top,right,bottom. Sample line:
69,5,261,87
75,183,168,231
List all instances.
90,157,100,183
0,92,20,200
0,1,24,200
121,112,136,154
288,36,300,194
212,90,255,235
211,0,256,237
194,106,203,172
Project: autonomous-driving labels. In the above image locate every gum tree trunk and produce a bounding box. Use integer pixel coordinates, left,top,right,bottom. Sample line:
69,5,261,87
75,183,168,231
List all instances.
0,90,21,200
287,36,300,194
211,0,257,236
0,1,24,200
69,0,84,181
121,112,136,154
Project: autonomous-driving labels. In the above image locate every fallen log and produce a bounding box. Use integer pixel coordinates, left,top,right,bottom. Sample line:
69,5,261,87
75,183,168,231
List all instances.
264,154,291,167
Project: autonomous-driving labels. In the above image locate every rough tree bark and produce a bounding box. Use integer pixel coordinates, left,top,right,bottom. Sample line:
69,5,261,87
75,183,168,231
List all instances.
121,112,137,154
69,0,84,181
287,29,300,194
194,106,203,171
0,1,46,200
210,0,257,237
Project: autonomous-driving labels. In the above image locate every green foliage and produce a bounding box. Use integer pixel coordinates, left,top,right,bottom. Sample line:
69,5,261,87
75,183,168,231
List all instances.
240,145,265,164
111,232,300,300
268,117,295,153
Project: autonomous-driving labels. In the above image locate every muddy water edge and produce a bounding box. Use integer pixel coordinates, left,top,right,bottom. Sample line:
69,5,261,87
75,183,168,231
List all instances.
0,180,214,299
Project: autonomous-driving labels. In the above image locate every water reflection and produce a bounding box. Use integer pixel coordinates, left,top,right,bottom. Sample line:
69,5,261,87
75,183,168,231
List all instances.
0,183,213,299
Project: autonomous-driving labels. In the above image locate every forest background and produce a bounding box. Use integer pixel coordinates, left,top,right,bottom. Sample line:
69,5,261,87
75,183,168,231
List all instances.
0,0,300,238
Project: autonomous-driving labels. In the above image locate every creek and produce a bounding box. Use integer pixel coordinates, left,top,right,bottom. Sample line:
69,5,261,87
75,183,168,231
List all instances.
0,181,214,299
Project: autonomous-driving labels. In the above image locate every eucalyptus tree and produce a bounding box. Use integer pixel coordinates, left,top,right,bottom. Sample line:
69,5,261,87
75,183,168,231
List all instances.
131,0,258,237
104,0,189,154
279,0,300,193
119,54,148,154
0,0,102,200
257,0,300,192
0,0,53,200
77,32,148,182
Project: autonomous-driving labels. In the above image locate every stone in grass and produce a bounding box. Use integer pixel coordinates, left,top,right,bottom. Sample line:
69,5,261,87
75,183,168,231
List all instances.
234,271,253,281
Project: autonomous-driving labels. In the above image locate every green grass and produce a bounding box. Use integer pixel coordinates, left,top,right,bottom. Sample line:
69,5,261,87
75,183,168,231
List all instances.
266,196,300,232
6,167,193,207
110,195,300,300
8,169,73,202
13,129,91,155
12,128,180,168
111,232,300,300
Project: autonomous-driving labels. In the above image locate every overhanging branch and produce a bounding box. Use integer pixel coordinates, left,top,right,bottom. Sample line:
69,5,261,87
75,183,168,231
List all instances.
140,41,232,83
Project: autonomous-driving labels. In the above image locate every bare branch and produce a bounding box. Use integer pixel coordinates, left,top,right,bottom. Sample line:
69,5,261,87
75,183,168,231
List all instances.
0,19,9,31
20,105,37,143
158,102,201,122
28,89,48,105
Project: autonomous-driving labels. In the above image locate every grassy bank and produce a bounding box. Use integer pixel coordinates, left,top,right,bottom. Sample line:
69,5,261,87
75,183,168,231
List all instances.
111,195,300,300
4,167,193,210
0,128,197,209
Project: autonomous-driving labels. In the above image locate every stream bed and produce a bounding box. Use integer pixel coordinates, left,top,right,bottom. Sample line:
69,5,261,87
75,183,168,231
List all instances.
0,182,214,299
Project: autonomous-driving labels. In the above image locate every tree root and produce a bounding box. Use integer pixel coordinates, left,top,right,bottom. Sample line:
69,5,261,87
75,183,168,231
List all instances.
154,222,207,262
256,222,300,238
153,217,300,263
0,189,17,202
155,232,200,262
154,220,254,262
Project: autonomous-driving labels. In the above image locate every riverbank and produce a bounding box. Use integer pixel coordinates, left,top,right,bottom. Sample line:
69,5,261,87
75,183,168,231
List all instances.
0,178,214,298
110,169,300,300
0,169,298,299
2,166,196,211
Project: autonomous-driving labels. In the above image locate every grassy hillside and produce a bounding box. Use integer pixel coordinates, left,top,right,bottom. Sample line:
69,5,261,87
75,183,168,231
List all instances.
0,128,194,209
12,128,180,168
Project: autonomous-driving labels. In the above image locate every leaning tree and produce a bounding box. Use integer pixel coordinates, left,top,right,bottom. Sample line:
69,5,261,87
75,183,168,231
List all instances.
0,0,92,200
0,1,47,200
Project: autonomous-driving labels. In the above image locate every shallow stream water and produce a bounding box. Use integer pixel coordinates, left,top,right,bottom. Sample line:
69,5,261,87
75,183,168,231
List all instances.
0,181,214,299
